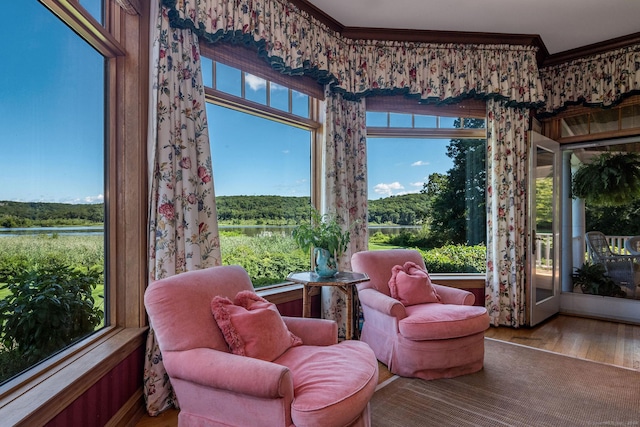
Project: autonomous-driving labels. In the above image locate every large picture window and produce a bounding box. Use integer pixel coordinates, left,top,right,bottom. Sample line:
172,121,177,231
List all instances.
0,2,107,384
201,52,322,286
366,109,487,274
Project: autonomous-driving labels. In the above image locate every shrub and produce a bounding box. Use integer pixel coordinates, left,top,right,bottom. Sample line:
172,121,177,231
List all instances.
0,347,32,383
0,261,104,365
416,244,486,273
220,233,310,286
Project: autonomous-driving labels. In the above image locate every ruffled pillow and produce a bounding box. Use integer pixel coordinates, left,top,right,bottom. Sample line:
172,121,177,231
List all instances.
388,261,441,306
211,291,302,361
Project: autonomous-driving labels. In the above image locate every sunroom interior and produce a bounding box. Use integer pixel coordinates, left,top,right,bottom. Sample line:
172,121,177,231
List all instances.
2,0,640,425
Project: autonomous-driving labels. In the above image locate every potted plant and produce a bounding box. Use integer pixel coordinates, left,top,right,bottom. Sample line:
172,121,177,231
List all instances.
572,262,626,297
292,208,352,277
572,152,640,207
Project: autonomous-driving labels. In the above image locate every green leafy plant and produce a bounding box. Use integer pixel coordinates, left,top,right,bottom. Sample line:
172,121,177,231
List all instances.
572,152,640,207
292,208,352,259
0,261,103,364
572,261,626,297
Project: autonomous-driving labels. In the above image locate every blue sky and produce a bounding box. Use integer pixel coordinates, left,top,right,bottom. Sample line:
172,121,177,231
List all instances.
207,103,454,200
0,2,455,204
0,2,104,204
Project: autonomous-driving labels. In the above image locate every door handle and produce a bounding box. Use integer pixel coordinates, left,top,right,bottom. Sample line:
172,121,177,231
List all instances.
532,230,536,254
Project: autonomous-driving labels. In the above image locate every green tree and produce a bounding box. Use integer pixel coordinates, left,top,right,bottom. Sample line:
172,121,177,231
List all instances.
0,262,103,366
535,176,553,232
422,118,486,246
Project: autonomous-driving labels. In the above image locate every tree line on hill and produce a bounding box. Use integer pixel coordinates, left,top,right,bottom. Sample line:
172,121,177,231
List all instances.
0,195,433,228
0,201,104,228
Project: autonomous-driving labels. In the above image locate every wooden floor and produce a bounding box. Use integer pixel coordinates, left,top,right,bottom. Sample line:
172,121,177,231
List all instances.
134,314,640,426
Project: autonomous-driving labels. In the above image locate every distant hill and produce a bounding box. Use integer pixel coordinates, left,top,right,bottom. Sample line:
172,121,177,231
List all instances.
0,194,430,228
368,193,429,225
0,201,104,227
215,194,429,226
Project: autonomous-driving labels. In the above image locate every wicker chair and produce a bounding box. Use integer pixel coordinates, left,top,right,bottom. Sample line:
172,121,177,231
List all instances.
586,231,640,295
625,236,640,256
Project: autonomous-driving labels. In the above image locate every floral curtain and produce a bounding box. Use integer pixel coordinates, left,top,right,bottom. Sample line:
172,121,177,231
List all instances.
485,99,530,327
322,87,368,339
144,1,222,416
161,0,545,108
539,43,640,116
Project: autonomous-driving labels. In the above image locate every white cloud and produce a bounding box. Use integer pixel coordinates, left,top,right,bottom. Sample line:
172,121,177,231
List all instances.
245,74,267,91
84,194,104,203
271,82,287,91
282,149,290,154
373,182,404,197
411,160,429,166
409,181,425,188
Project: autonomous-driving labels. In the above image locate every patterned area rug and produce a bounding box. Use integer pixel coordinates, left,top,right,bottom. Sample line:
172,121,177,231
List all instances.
371,338,640,426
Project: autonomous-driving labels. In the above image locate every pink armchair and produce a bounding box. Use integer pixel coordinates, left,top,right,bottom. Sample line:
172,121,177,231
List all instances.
351,249,489,380
144,265,378,427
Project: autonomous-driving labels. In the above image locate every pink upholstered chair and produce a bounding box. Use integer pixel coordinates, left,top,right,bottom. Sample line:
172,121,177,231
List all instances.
144,265,378,427
351,249,489,380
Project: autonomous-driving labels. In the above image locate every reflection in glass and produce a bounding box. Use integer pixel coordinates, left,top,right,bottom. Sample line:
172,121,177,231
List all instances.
535,147,555,303
590,109,619,134
621,105,640,129
561,115,589,138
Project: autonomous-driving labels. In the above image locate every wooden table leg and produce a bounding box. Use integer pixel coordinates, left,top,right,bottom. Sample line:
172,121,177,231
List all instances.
340,285,353,340
302,284,311,318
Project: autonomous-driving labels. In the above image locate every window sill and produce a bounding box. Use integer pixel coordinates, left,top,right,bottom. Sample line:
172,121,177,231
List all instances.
0,326,147,426
430,273,486,289
257,282,305,305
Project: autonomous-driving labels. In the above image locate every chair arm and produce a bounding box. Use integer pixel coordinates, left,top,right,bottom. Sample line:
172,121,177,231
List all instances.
432,283,476,305
282,316,338,345
163,348,293,399
357,288,407,319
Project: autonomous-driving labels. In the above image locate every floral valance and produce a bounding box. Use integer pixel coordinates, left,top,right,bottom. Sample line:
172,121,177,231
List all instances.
539,43,640,116
162,0,545,108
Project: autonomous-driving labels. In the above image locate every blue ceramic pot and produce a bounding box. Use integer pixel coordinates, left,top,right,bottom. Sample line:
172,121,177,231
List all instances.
314,247,338,277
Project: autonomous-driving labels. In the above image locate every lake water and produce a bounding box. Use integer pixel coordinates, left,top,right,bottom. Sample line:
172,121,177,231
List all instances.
0,226,104,237
0,225,420,237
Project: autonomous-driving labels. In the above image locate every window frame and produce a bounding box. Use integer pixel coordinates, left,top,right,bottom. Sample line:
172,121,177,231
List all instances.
541,95,640,144
201,43,324,290
0,1,149,423
365,101,488,280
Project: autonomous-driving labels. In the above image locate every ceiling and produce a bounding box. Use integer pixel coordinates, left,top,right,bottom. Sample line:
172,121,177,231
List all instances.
305,0,640,56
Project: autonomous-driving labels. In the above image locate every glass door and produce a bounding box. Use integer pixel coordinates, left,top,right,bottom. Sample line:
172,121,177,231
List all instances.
529,132,561,326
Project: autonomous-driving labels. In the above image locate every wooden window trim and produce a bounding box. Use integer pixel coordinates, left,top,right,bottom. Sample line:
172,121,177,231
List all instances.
367,127,486,139
205,88,321,130
0,327,146,426
0,2,150,424
200,42,325,100
541,95,640,142
366,95,487,118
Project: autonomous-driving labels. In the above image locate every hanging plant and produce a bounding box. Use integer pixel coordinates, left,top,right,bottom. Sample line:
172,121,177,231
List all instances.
572,152,640,207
